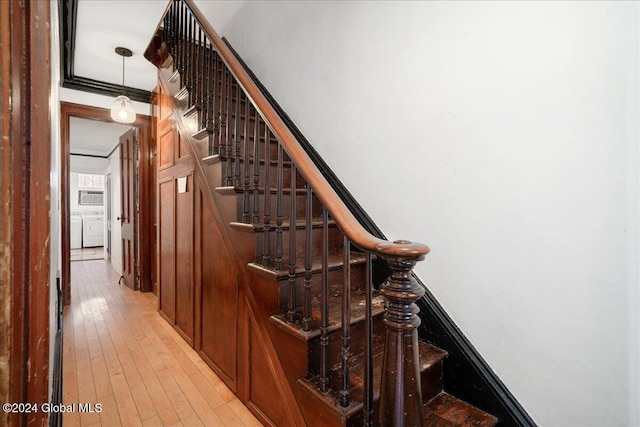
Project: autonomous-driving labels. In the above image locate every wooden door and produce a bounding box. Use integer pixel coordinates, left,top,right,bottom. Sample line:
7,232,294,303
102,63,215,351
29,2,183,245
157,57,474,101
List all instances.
119,128,137,289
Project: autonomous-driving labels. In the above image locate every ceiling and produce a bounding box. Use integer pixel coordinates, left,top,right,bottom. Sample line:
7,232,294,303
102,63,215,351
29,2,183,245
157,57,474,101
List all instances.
69,117,134,157
65,0,168,161
72,0,168,92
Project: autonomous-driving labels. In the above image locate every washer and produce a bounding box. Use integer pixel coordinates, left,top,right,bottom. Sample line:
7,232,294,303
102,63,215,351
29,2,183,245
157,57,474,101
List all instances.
82,210,104,248
70,212,83,249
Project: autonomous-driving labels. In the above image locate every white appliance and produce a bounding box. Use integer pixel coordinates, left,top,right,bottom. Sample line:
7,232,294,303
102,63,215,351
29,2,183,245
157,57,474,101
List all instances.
70,212,83,249
82,210,104,248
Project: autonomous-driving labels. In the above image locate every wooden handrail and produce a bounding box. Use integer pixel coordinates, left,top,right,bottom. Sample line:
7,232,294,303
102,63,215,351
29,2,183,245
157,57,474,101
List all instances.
178,0,429,260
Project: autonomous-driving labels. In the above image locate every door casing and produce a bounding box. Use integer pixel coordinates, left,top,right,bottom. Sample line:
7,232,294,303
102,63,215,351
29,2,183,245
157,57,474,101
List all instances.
60,102,154,304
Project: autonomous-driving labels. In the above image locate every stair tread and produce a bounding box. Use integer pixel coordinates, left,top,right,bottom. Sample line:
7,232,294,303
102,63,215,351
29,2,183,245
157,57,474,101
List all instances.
271,288,386,341
216,185,307,196
299,341,447,414
423,393,498,427
249,251,368,280
230,218,337,232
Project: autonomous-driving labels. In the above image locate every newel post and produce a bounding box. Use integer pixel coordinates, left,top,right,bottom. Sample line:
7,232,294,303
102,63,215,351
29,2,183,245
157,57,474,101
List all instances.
377,240,430,427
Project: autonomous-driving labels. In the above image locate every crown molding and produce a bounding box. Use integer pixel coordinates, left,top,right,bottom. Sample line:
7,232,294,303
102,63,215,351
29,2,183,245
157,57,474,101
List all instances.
58,0,151,104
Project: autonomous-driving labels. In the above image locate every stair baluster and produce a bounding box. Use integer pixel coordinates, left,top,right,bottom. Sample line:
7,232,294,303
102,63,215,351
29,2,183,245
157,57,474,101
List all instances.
225,69,233,185
320,206,330,393
340,236,351,408
303,183,312,332
252,109,260,224
262,126,272,266
176,3,182,77
169,4,176,67
206,50,216,156
364,253,374,427
186,15,193,106
189,15,196,107
200,39,209,130
287,163,297,323
242,97,251,223
194,28,202,110
219,58,227,158
234,82,242,188
213,52,219,151
275,143,284,270
161,15,168,53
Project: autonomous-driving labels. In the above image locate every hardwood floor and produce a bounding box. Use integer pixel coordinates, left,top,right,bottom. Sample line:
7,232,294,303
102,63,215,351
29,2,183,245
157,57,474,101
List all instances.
70,247,105,262
63,260,263,427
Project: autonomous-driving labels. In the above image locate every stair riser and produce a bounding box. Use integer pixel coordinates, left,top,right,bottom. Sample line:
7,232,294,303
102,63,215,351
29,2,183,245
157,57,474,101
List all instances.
192,124,282,160
219,157,307,190
421,359,444,404
233,188,324,222
307,309,386,377
274,261,370,314
252,224,345,269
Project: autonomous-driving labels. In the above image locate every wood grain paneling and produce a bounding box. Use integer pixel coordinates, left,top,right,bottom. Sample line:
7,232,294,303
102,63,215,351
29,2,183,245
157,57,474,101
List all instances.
248,318,293,427
175,172,195,343
159,124,175,170
1,2,52,425
178,132,190,161
198,187,238,388
159,178,176,321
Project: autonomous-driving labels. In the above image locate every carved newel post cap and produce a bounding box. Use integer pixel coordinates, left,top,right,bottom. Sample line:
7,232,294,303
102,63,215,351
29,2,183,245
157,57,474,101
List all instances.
376,240,430,259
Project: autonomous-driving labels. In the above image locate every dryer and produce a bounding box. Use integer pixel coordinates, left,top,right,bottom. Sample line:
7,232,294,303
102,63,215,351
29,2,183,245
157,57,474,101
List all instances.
82,210,104,248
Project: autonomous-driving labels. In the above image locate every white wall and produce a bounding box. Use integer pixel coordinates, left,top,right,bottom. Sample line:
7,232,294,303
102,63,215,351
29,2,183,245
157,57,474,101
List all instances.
195,1,640,425
49,0,62,404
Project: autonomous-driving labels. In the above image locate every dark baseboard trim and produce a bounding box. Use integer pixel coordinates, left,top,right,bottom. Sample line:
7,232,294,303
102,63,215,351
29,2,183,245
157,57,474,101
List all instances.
49,276,63,427
223,37,536,426
418,286,537,426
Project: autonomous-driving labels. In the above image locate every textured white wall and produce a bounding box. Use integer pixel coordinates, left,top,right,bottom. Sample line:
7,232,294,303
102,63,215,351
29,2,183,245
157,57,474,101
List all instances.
195,1,640,425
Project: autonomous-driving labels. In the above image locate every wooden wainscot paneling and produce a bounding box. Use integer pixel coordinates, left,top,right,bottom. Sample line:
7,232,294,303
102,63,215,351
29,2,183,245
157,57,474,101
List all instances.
247,313,296,427
196,184,239,390
158,123,175,170
158,176,176,322
175,172,195,344
177,131,190,161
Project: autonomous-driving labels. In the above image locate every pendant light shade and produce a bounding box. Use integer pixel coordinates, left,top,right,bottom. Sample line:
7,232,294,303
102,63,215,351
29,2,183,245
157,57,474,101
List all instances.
111,47,136,124
111,95,136,123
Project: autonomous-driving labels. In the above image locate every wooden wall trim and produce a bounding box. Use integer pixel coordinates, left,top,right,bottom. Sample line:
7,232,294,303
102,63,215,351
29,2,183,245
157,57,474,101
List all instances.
60,102,153,304
1,1,51,425
0,0,10,422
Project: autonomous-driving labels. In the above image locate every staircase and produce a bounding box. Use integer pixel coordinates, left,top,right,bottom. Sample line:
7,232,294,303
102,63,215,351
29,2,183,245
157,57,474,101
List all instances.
145,1,499,426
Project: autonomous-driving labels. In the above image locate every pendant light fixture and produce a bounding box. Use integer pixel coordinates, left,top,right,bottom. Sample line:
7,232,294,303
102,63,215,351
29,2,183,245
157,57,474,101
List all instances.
110,47,136,124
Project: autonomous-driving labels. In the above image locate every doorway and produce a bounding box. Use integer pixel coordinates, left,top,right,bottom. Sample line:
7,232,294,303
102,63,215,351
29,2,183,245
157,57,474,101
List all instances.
60,102,155,305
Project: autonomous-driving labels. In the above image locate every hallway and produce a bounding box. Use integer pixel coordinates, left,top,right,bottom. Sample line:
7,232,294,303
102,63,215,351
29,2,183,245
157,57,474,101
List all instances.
63,260,262,426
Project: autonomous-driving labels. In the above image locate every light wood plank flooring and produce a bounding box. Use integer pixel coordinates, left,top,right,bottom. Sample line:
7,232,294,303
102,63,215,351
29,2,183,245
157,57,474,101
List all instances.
63,259,263,427
70,247,105,262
